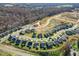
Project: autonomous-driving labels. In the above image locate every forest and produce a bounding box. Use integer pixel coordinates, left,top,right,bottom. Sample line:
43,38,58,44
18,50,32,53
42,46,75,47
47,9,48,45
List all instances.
0,6,73,33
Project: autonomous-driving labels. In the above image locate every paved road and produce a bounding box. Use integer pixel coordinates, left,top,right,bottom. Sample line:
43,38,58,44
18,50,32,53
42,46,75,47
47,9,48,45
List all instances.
0,13,79,53
0,35,9,44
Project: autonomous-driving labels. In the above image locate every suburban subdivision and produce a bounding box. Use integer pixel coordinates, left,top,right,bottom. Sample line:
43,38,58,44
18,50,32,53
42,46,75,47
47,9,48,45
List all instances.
0,3,79,56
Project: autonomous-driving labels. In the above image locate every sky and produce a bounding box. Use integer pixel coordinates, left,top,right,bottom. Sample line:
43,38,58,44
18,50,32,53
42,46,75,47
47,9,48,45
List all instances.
0,0,79,3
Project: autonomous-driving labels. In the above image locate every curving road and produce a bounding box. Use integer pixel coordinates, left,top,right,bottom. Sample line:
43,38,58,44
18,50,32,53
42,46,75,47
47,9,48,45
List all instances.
0,13,79,54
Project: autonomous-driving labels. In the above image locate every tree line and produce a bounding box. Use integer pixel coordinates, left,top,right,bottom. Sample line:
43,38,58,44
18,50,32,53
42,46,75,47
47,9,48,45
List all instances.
0,7,73,33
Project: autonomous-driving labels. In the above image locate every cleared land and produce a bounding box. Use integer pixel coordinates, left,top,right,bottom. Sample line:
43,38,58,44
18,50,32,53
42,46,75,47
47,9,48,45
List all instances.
1,10,79,56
